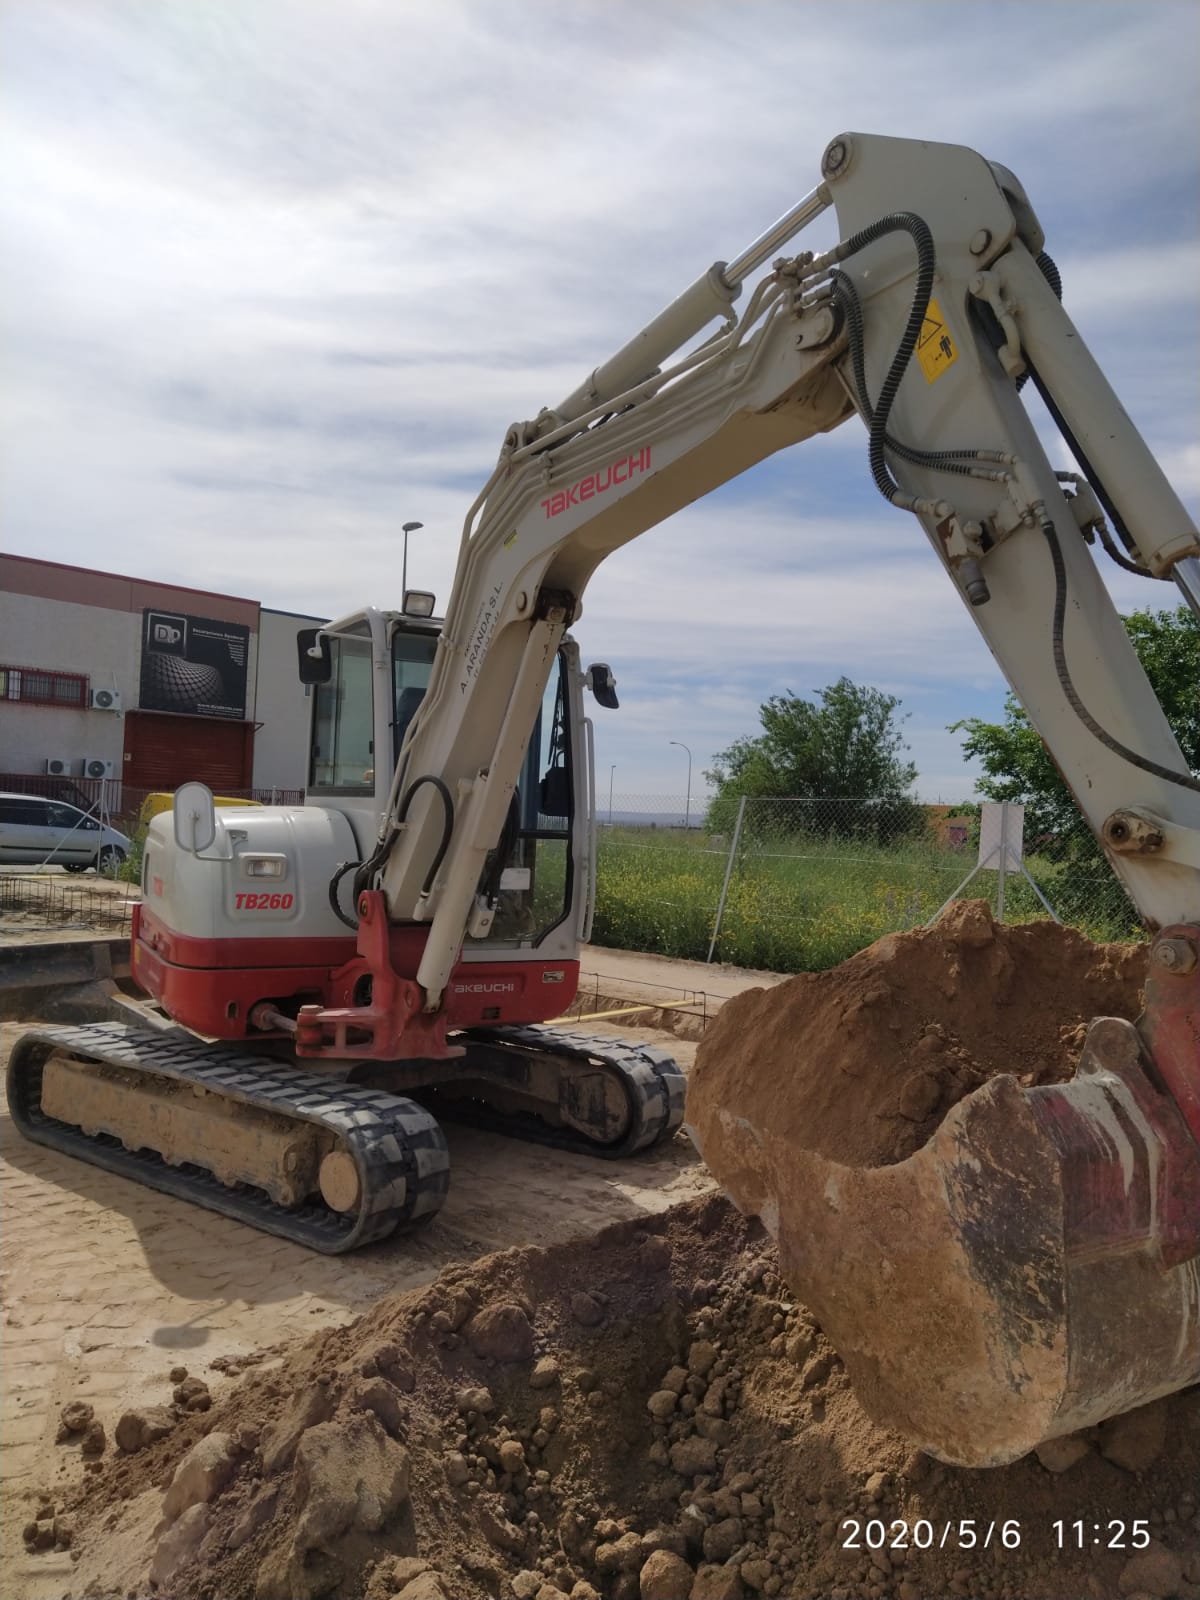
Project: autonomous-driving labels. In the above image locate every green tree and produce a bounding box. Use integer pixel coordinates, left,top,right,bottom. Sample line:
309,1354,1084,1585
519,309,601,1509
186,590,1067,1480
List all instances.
705,677,921,839
952,605,1199,847
952,605,1198,930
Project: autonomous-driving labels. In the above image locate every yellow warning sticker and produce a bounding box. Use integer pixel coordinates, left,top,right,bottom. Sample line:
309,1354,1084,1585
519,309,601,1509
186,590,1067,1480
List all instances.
916,297,959,384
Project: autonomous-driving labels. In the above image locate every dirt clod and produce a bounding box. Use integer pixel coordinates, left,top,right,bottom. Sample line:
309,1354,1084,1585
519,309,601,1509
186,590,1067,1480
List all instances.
395,1573,451,1600
529,1356,560,1390
162,1432,240,1522
152,1503,211,1588
467,1302,536,1364
57,1401,94,1440
79,1420,106,1456
116,1405,177,1454
639,1549,694,1600
689,1563,744,1600
1118,1539,1185,1596
571,1292,605,1327
1035,1432,1091,1474
1098,1400,1168,1474
174,1376,213,1412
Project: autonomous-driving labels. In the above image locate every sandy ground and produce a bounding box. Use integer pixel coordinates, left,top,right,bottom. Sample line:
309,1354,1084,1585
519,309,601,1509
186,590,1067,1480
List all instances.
0,899,783,1595
0,974,718,1599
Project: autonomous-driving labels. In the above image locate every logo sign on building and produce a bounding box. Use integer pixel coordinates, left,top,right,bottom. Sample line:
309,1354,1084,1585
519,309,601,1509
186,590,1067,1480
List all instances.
139,609,250,719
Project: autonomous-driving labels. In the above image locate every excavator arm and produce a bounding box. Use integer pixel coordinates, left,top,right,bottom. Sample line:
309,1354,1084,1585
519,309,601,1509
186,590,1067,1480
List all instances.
337,132,1200,1466
372,131,1200,1017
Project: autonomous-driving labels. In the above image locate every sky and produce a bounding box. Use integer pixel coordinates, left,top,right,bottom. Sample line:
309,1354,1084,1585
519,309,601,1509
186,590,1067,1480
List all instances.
2,0,1198,803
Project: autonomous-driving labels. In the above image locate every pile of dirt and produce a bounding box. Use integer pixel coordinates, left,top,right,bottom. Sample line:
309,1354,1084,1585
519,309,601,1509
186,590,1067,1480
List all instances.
56,1194,1199,1600
687,899,1148,1172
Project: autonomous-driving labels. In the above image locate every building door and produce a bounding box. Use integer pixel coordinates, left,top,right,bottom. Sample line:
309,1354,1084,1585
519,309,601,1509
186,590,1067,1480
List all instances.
122,711,254,796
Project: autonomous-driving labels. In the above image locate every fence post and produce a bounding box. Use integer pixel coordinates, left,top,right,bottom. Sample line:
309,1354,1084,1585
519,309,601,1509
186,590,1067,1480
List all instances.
707,795,747,964
997,801,1009,922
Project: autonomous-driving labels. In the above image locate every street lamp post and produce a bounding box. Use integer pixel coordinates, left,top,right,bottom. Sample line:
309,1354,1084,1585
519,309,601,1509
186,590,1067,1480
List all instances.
401,520,424,604
669,740,692,829
608,764,616,825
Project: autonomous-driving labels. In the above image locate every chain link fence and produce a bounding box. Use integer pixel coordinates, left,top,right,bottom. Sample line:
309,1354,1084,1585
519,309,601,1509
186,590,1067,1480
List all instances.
591,794,1144,972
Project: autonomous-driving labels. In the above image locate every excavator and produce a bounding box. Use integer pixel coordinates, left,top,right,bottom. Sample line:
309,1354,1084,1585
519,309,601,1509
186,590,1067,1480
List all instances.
8,133,1199,1468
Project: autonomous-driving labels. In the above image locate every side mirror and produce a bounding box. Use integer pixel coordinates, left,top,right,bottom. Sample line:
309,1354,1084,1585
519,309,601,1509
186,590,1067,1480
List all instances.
297,628,332,685
585,662,619,710
173,781,218,854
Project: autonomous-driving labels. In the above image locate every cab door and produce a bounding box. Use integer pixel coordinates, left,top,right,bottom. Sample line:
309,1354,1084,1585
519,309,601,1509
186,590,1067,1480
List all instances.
470,650,574,949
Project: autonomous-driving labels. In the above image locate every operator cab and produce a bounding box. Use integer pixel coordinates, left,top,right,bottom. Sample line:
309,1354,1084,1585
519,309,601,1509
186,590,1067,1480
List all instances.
296,600,577,948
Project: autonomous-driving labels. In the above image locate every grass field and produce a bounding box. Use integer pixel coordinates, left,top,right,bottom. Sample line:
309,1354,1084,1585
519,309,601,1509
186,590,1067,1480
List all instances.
589,824,1142,971
115,814,1140,974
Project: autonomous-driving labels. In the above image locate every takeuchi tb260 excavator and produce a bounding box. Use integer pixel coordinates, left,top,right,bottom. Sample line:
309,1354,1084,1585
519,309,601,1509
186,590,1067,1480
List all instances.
10,133,1200,1467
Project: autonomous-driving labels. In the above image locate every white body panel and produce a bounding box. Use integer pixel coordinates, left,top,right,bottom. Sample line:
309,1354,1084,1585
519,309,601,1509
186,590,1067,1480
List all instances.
143,805,359,943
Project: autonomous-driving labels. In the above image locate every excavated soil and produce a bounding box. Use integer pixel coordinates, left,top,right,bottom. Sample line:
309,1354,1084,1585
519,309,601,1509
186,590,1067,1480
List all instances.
46,1196,1200,1600
688,898,1149,1172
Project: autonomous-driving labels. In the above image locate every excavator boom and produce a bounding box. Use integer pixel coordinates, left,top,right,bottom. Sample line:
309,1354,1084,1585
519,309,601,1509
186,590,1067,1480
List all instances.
334,130,1198,1465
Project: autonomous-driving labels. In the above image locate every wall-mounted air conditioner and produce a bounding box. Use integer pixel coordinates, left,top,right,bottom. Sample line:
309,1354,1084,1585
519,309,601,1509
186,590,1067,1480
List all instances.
45,756,75,777
82,757,115,779
90,688,122,712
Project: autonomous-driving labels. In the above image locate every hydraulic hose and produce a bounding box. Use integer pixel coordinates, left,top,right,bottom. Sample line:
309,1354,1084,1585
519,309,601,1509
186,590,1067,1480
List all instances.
823,213,937,505
403,776,455,896
1040,513,1200,794
1096,519,1160,579
333,774,456,923
832,270,1003,480
1034,249,1062,301
328,858,360,930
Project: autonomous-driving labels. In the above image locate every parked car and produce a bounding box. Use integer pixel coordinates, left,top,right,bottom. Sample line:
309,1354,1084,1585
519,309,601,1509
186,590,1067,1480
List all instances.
0,792,131,873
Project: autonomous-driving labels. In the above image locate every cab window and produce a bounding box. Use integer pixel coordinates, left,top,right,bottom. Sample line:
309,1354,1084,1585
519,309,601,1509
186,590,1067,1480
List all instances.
309,635,374,793
392,630,437,765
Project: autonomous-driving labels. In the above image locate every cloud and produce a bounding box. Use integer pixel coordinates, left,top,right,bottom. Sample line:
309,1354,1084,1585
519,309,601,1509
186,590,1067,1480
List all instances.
2,0,1196,797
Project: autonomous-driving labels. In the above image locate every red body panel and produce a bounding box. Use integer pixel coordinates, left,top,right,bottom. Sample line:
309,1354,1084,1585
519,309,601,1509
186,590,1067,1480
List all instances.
131,901,579,1046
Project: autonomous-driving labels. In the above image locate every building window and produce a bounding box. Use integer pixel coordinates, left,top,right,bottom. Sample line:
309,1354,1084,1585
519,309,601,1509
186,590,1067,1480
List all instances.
0,664,90,709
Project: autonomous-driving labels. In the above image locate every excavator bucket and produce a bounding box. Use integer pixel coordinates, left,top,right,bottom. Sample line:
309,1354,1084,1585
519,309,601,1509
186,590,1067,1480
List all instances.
687,912,1200,1468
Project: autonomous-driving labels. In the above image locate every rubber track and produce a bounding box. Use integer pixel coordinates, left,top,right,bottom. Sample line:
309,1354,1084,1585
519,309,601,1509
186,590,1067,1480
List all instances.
455,1022,687,1156
7,1023,450,1254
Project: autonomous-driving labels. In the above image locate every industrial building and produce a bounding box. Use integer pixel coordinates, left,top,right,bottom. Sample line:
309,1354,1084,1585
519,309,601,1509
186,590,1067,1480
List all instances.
0,553,325,813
